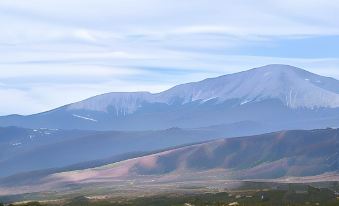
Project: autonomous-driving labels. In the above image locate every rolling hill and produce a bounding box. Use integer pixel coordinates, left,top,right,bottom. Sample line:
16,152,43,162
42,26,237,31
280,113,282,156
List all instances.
0,121,267,177
1,128,337,196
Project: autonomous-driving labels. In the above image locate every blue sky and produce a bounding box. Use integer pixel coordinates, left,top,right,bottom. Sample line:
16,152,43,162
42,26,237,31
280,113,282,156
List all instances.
1,0,339,115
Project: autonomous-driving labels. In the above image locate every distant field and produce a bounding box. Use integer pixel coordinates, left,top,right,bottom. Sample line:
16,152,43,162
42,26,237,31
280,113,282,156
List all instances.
1,181,338,206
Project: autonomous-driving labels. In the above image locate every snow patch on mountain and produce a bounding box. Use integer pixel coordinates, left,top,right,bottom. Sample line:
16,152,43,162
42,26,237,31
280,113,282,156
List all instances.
156,64,339,109
66,64,339,113
68,92,153,114
240,100,253,105
72,114,98,122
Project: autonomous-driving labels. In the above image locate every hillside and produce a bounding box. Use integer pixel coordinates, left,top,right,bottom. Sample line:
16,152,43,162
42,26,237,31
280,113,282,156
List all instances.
1,128,337,196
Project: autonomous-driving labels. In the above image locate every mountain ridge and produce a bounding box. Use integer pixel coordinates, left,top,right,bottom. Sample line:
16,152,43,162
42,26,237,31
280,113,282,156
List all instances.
66,64,339,113
0,121,267,177
1,64,339,130
51,128,339,179
1,128,337,196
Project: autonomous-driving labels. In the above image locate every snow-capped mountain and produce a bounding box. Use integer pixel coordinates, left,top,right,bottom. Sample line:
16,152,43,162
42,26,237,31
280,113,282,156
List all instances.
67,64,339,114
1,64,339,130
158,64,339,109
67,92,153,115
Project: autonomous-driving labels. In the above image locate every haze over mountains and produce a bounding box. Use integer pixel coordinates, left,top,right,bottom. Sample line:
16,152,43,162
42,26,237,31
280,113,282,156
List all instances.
0,64,339,198
2,0,339,203
58,129,338,178
1,64,339,131
1,128,338,196
0,122,265,177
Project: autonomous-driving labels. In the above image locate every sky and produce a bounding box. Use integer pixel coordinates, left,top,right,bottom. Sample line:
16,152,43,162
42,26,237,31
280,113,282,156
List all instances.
1,0,339,115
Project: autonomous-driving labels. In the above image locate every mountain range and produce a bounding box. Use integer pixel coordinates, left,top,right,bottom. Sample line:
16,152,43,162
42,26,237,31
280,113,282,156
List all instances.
1,128,338,196
0,121,267,177
2,64,339,131
1,64,339,199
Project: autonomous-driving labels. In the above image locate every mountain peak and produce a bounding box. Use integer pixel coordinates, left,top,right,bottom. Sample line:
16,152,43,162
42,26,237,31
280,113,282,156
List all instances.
160,64,339,108
65,64,339,114
2,64,339,131
67,91,152,113
254,64,302,70
249,64,311,77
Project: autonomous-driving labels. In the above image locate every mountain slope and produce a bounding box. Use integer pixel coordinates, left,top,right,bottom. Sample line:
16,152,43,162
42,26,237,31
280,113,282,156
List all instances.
156,64,339,108
1,64,339,130
0,121,266,177
64,64,339,110
49,128,339,180
1,129,337,195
